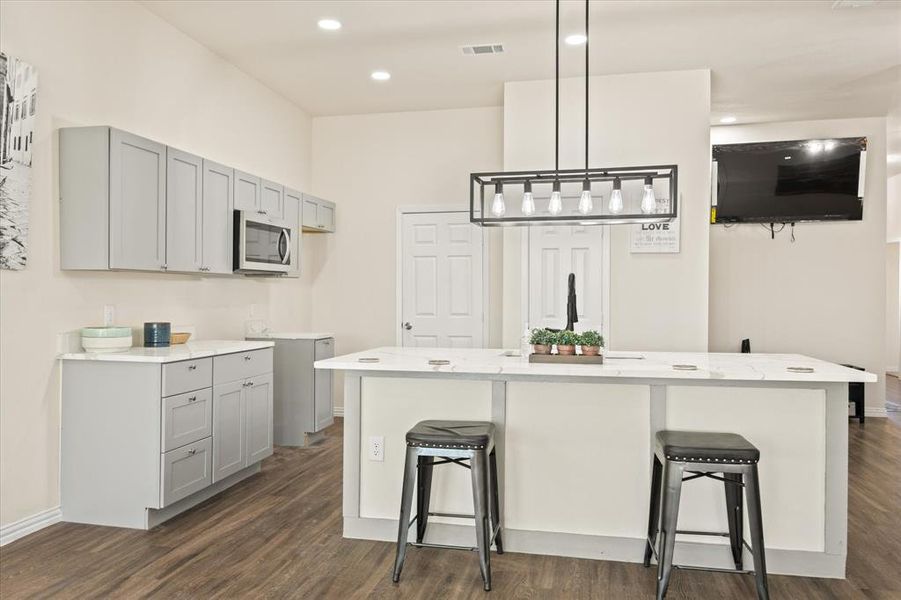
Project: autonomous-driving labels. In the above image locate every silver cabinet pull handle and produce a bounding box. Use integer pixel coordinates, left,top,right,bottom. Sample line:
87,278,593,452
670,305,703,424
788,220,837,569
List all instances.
188,396,197,402
188,449,197,455
188,364,197,371
403,322,412,331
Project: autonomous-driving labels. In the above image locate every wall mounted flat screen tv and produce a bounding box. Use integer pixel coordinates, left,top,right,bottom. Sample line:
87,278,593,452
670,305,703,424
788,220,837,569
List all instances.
711,137,866,223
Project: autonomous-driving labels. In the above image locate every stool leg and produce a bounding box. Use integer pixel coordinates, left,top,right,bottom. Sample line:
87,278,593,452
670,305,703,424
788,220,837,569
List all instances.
656,460,683,600
644,455,663,567
470,449,492,591
392,446,418,583
416,456,435,543
744,465,769,600
724,472,744,571
488,448,504,554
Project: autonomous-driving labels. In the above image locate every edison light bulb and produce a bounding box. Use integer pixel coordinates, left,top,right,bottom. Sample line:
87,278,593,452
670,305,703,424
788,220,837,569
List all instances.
491,182,506,217
548,180,563,215
641,176,656,214
608,178,623,214
578,178,593,215
521,181,535,216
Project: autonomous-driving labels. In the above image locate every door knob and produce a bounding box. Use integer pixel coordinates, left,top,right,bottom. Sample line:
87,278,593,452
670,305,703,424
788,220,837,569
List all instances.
403,322,412,331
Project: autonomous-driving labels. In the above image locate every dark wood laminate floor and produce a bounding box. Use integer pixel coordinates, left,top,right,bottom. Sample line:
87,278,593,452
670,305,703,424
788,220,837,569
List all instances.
2,417,899,599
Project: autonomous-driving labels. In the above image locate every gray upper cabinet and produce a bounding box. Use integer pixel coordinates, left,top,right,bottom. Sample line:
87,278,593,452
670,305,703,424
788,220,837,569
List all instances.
260,179,285,220
284,188,301,278
234,170,260,212
60,125,327,275
110,129,167,271
301,193,336,233
201,160,234,274
166,148,203,272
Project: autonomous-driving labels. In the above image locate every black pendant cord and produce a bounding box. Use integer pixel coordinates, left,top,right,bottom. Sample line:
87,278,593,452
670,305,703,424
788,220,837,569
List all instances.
584,0,589,174
555,0,559,173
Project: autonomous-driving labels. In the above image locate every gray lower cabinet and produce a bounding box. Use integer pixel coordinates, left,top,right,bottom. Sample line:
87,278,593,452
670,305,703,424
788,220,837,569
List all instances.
247,336,333,446
212,372,273,483
60,348,273,530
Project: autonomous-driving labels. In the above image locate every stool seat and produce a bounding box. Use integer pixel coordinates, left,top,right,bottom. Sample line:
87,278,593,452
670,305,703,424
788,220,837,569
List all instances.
406,420,495,449
657,430,759,464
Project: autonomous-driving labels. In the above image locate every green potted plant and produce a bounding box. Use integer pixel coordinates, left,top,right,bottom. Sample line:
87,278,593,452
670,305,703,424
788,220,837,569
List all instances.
579,330,605,356
529,328,554,354
556,330,578,355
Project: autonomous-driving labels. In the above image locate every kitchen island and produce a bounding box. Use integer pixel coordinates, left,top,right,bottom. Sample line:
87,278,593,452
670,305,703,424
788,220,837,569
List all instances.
315,347,876,578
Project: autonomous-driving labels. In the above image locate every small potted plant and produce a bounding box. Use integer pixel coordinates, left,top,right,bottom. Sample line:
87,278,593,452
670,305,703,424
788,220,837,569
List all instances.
529,328,554,355
579,330,605,356
556,330,578,355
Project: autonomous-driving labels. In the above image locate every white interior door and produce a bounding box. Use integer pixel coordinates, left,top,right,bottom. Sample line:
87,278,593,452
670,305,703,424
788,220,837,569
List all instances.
528,225,606,334
401,211,483,348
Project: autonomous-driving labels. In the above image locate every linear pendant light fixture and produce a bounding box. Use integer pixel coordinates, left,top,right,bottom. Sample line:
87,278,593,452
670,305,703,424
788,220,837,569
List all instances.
470,0,678,226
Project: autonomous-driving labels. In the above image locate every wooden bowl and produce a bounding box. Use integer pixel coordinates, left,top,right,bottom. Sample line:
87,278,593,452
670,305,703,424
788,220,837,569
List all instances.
170,332,191,345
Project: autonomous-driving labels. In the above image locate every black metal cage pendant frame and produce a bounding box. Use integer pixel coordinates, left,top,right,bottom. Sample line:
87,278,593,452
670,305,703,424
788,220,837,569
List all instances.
470,0,678,227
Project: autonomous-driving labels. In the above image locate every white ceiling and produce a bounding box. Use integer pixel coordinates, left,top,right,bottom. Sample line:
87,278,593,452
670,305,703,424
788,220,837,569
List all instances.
141,0,900,168
141,0,899,118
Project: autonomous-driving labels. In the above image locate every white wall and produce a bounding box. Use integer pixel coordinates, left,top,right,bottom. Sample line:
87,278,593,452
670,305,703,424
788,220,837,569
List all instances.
501,70,712,350
710,118,887,413
887,174,901,242
310,107,504,407
0,1,313,527
887,243,900,374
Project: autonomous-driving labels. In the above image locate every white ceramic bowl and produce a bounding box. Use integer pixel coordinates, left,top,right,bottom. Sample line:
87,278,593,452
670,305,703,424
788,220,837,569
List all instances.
81,335,133,353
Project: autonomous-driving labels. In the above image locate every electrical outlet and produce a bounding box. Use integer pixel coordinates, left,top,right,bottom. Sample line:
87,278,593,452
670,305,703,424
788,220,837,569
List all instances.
368,436,385,462
103,305,115,326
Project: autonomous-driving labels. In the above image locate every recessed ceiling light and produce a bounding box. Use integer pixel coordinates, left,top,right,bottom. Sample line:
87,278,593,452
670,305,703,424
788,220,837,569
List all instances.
317,18,342,31
719,116,737,124
371,70,391,81
564,33,587,46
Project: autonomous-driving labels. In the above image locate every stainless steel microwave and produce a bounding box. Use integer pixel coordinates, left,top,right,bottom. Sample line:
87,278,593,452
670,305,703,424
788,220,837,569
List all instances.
233,211,292,274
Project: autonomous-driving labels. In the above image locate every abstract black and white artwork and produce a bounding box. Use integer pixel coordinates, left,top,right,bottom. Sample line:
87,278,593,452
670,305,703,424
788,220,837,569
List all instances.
0,51,37,270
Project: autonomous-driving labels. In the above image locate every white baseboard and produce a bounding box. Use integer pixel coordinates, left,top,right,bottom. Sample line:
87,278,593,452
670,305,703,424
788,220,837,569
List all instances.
0,506,62,547
333,406,344,417
865,407,888,417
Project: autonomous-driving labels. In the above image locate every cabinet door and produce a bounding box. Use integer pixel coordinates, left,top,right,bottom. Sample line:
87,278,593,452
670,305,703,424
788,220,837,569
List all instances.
284,189,301,278
165,148,203,272
314,339,334,432
109,129,166,270
212,381,246,483
245,373,274,465
302,197,318,229
260,179,284,220
234,170,260,212
317,202,335,232
202,160,234,274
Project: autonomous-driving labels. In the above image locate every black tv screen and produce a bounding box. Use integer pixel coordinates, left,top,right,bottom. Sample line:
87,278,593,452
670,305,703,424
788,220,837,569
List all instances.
712,137,866,223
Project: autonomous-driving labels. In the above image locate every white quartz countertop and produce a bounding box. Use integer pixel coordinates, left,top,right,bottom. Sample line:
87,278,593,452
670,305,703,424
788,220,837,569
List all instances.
247,332,334,340
59,340,275,363
314,347,877,384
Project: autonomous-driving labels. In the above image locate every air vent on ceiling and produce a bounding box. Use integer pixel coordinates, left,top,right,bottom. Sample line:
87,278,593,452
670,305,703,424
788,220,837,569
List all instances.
462,44,505,55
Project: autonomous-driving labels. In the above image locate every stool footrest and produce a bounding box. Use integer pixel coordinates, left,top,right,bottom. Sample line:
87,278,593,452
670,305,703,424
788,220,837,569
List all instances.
674,564,756,575
409,541,478,552
427,512,475,519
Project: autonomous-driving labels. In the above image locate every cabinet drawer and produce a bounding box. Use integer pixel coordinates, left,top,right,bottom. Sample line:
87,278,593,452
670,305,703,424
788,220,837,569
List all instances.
162,358,212,397
162,388,212,452
161,437,212,506
214,348,273,385
314,338,334,360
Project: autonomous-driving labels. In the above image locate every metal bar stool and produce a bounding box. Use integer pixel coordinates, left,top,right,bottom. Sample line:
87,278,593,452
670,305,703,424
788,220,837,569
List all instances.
392,420,503,591
643,430,769,600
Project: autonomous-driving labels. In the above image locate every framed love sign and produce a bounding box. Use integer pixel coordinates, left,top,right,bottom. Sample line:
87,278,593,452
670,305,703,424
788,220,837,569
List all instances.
630,214,680,253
